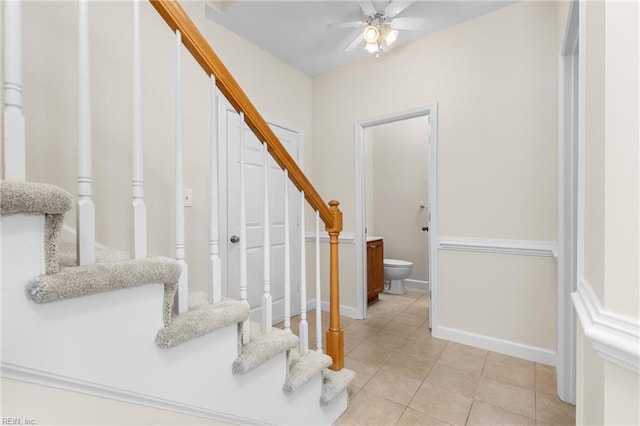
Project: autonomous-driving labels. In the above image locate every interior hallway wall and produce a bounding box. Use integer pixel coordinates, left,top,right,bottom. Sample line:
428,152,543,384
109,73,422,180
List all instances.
574,0,640,424
313,1,558,356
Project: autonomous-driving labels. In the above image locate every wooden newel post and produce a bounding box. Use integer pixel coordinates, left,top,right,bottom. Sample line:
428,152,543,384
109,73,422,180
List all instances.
325,200,344,371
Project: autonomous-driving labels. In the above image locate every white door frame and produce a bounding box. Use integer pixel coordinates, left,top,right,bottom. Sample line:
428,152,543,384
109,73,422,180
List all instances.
218,98,304,310
354,104,438,323
557,0,579,404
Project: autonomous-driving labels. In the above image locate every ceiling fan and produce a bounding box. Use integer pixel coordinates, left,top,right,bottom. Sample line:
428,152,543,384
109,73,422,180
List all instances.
329,0,427,55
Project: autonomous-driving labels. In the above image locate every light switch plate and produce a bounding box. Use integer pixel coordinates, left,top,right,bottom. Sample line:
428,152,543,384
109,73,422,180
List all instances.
184,188,193,207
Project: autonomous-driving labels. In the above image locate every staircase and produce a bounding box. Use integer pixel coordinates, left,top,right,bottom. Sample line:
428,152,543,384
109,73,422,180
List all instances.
0,1,354,424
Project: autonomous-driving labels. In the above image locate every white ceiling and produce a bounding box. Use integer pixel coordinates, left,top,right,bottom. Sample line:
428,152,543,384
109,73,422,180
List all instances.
205,1,515,77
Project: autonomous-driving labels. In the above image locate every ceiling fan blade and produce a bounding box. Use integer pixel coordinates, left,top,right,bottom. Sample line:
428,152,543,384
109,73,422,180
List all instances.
359,1,377,17
384,0,416,18
328,21,365,30
344,28,365,51
390,17,427,31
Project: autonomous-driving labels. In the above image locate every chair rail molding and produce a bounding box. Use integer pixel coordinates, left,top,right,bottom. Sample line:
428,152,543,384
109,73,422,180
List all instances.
572,279,640,373
438,236,558,258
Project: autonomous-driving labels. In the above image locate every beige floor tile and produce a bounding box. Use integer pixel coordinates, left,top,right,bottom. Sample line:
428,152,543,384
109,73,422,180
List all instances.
482,352,535,389
535,368,557,396
400,337,447,360
341,315,356,327
409,383,473,426
476,377,536,419
366,331,410,350
382,352,434,381
363,368,422,405
394,312,428,327
412,296,429,308
381,320,421,337
344,337,363,355
396,407,451,425
404,305,429,318
360,315,394,330
467,400,536,425
334,413,357,426
368,300,409,317
405,286,428,297
378,293,417,305
535,363,555,374
424,362,481,398
412,325,433,341
345,356,380,388
344,321,378,341
348,384,361,401
349,342,395,368
341,390,405,426
438,342,487,375
535,392,576,425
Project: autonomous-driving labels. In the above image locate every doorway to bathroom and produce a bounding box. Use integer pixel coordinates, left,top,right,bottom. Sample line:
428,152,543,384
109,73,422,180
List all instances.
354,104,438,329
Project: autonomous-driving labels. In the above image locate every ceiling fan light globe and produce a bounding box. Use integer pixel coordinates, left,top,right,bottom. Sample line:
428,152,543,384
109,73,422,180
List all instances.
365,41,379,53
383,28,399,45
363,25,379,43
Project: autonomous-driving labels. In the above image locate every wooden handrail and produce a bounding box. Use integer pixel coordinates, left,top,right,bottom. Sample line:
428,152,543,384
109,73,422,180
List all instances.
149,0,344,372
149,0,334,227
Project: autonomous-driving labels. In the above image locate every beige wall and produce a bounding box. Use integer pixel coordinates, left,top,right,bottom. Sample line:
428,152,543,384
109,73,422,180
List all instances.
575,323,604,425
313,1,558,351
440,250,557,351
576,1,640,424
1,378,223,425
368,117,429,282
21,1,312,295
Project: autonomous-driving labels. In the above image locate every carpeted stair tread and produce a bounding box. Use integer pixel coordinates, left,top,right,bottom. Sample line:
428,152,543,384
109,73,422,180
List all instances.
232,324,299,376
155,298,249,349
27,256,180,326
0,180,73,215
320,368,356,407
282,350,333,394
1,180,73,274
58,239,131,267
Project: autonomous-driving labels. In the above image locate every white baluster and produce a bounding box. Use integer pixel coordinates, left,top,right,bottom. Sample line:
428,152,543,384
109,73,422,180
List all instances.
299,191,309,354
175,30,188,314
2,0,25,181
283,170,291,333
132,0,147,260
262,144,272,333
315,211,323,352
239,112,250,344
77,0,95,266
209,74,221,304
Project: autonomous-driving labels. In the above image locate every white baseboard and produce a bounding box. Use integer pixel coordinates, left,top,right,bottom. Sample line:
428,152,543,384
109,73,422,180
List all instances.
434,326,556,366
306,299,359,319
405,279,429,290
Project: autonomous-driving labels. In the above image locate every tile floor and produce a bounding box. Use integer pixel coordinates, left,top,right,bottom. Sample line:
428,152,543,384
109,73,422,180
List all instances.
280,287,576,426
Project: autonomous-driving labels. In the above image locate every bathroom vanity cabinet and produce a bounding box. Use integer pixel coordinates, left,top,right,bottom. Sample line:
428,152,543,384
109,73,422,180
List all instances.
367,238,384,304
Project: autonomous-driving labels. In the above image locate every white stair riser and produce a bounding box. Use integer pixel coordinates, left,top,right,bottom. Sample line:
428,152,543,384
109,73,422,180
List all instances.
1,214,347,425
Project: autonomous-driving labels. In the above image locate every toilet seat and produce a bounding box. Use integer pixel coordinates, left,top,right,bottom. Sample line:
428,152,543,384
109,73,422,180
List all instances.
384,258,413,268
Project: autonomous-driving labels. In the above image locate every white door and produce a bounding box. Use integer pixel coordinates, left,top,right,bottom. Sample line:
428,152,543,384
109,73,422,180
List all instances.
221,104,302,323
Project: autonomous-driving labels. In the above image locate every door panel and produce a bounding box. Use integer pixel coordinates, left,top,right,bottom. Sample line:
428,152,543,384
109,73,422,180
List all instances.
224,109,301,323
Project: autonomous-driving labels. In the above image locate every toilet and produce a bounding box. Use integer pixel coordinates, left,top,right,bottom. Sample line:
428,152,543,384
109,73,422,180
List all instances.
383,259,413,295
